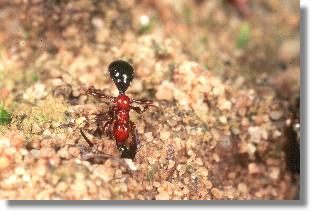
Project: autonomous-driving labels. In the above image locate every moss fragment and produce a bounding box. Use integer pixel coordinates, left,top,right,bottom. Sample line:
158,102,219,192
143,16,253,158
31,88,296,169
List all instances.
236,22,251,49
183,6,192,24
0,103,11,125
23,31,30,40
31,73,39,82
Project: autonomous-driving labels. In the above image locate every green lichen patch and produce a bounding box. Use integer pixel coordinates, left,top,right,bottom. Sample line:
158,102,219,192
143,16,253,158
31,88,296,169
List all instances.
15,96,69,136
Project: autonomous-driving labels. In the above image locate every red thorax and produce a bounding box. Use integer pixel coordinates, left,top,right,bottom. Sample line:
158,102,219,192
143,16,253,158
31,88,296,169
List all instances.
113,94,131,144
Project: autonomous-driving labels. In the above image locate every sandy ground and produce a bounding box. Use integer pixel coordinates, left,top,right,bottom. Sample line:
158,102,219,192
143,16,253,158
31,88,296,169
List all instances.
0,0,300,200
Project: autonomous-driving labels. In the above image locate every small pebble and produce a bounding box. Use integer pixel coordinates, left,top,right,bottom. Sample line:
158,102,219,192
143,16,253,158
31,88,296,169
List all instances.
238,183,248,194
43,129,52,137
269,167,280,180
156,81,174,101
32,123,42,134
0,156,10,171
144,132,154,142
206,180,213,189
248,163,261,174
0,137,11,147
30,149,41,158
124,159,138,171
15,166,26,175
22,174,31,182
160,130,170,140
270,111,283,120
58,148,70,159
219,116,227,123
211,188,224,199
68,147,80,157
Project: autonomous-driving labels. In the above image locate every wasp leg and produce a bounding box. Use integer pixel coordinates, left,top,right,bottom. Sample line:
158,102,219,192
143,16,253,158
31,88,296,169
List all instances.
92,105,117,137
130,98,154,105
130,121,140,149
102,120,115,139
130,98,158,114
79,107,115,147
80,129,94,147
130,104,158,114
82,86,116,103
